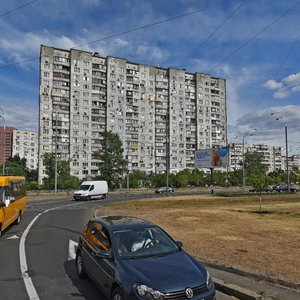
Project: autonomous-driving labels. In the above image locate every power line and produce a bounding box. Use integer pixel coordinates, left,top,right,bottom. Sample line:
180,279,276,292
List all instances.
178,2,244,68
0,0,38,18
0,57,40,69
208,1,300,73
0,8,206,70
74,8,206,49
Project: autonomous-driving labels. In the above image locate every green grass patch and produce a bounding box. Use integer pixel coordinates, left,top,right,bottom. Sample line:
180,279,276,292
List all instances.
105,193,300,209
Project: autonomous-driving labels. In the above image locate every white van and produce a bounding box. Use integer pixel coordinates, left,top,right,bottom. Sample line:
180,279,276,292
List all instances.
73,181,108,201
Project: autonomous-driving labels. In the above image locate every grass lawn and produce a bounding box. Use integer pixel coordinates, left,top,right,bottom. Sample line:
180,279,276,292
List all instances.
94,193,300,285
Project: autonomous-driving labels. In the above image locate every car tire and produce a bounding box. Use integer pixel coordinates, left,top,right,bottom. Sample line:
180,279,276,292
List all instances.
88,196,91,201
76,252,87,278
112,287,125,300
102,194,107,200
15,212,21,225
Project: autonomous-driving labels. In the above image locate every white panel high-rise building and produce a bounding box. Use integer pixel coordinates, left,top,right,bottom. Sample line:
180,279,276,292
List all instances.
38,45,227,183
12,129,38,170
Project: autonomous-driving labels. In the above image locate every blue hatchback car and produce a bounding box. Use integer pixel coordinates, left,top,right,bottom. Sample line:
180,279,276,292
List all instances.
76,216,216,300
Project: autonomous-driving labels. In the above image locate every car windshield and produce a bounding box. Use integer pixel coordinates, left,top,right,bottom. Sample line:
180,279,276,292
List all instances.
113,227,180,258
79,184,90,191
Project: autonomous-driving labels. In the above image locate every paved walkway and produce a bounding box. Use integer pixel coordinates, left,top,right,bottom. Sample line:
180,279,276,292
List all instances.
208,266,300,300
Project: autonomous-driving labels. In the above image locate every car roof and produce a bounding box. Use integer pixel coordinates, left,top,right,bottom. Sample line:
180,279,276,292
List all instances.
92,215,155,230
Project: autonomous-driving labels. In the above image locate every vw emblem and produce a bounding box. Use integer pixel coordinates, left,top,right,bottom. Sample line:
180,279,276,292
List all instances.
185,288,193,299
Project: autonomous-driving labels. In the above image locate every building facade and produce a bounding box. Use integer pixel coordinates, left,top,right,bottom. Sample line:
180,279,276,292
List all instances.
38,45,227,182
229,143,282,173
12,129,38,170
0,126,15,173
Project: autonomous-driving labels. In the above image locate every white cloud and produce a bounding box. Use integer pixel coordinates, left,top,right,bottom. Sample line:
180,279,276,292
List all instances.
283,72,300,85
273,89,290,99
263,72,300,100
264,79,283,90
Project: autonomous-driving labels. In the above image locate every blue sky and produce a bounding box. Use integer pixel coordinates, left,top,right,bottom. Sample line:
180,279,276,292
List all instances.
1,0,300,153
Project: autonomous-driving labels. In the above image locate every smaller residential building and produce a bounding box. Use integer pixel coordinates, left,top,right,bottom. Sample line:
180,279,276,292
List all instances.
287,154,300,170
229,143,282,173
0,126,15,167
12,129,38,170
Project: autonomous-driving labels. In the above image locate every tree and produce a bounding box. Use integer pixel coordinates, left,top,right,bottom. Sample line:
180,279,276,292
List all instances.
93,131,128,189
189,169,206,187
42,153,79,189
127,170,149,188
3,155,39,189
290,166,300,185
176,169,190,187
4,155,27,177
245,152,268,213
243,152,267,186
248,172,266,213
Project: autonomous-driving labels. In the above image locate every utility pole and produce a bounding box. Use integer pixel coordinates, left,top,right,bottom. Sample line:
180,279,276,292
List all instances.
54,109,58,197
270,113,289,192
285,123,290,192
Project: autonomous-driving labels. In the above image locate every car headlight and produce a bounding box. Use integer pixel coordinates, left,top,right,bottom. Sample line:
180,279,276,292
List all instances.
206,271,213,289
134,284,164,300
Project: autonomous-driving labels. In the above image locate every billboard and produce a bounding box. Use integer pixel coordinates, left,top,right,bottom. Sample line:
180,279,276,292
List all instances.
195,147,229,168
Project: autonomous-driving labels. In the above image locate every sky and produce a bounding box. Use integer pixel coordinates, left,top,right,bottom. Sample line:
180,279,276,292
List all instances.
0,0,300,154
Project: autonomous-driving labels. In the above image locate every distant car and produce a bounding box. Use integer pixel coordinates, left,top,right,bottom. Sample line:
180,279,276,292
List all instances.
264,185,275,192
76,216,216,300
155,186,174,194
275,184,288,192
290,185,300,192
275,184,299,192
249,187,258,193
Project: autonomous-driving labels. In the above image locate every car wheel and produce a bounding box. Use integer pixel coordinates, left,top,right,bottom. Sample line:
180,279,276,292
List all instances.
88,196,91,201
76,252,86,278
112,287,125,300
0,224,2,238
102,194,107,200
15,212,21,225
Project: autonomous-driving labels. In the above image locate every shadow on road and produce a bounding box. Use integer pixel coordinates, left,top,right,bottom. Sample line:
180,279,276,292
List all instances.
64,260,107,300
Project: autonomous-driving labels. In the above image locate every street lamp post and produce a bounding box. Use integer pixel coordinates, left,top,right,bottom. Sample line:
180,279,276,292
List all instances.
242,129,257,188
285,123,290,192
271,113,289,192
54,110,58,197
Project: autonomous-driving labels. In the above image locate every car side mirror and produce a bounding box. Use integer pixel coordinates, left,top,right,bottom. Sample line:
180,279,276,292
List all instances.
176,240,183,248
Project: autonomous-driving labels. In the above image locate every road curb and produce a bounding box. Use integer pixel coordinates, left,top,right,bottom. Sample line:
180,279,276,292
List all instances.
213,277,262,300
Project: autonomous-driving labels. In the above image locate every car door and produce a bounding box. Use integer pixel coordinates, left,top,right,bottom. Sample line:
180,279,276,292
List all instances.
82,222,114,294
81,222,100,277
90,223,115,294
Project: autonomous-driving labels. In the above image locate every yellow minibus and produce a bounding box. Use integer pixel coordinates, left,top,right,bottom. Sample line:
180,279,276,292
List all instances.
0,176,26,237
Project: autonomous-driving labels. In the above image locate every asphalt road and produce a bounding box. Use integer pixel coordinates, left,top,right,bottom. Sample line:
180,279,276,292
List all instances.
0,193,243,299
0,193,298,300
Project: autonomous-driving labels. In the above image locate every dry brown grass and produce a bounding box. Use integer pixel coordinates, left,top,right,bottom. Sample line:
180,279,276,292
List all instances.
95,194,300,285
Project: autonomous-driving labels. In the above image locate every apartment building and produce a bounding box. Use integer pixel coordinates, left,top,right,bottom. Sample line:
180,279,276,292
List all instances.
38,45,227,182
0,126,15,171
229,143,282,173
12,129,38,170
287,154,300,169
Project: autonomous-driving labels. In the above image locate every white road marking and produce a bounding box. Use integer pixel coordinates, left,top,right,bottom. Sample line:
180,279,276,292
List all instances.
19,202,83,300
68,239,78,261
7,234,19,239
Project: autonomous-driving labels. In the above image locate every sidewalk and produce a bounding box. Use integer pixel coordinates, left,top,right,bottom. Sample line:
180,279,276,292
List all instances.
207,265,300,300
